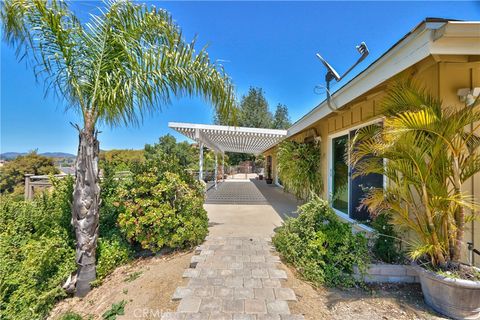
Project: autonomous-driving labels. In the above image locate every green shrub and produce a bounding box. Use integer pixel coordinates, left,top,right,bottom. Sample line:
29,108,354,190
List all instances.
118,168,208,251
99,162,126,236
371,213,404,263
95,162,134,282
0,177,76,320
96,234,132,280
273,195,369,287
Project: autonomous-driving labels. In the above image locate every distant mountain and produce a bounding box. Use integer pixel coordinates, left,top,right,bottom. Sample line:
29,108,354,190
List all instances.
40,152,76,158
0,152,24,160
0,152,76,160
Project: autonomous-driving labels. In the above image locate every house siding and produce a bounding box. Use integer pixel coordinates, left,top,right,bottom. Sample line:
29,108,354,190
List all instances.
264,55,480,266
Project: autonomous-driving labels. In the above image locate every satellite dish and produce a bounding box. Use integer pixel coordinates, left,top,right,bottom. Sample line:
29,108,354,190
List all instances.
316,54,340,81
316,42,370,112
316,42,369,83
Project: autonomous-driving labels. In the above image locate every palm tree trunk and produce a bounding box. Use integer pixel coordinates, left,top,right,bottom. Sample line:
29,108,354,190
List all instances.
422,184,446,267
452,160,464,262
72,128,100,297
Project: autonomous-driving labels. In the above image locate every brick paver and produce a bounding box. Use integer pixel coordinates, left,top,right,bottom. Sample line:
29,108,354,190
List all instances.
163,237,304,320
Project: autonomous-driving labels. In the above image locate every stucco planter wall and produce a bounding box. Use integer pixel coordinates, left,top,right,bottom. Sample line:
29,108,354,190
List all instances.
413,264,480,320
354,264,419,283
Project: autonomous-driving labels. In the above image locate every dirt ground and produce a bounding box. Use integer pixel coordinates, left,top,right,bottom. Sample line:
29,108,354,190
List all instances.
280,264,447,320
48,251,193,320
49,251,447,320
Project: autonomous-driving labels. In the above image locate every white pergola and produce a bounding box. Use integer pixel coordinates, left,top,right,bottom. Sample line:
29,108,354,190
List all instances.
168,122,287,187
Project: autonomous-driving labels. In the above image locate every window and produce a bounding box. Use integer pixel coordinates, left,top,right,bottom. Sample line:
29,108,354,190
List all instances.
329,123,384,222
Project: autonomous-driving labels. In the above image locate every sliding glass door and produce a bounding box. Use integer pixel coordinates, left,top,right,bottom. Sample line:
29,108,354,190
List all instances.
332,135,349,214
330,125,383,222
348,130,383,221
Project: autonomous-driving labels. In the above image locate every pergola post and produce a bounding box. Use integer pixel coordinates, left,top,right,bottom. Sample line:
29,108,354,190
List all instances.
222,152,225,182
214,152,218,189
199,142,204,181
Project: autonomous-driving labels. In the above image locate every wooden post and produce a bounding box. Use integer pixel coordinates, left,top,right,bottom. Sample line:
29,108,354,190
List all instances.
24,174,34,200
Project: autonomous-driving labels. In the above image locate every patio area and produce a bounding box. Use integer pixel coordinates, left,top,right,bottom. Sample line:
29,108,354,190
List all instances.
205,178,301,238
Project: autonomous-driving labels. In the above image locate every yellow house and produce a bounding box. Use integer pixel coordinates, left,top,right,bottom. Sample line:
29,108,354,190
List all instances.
263,18,480,265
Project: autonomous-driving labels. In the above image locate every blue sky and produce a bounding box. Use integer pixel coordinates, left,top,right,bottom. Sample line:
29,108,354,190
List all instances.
1,1,479,154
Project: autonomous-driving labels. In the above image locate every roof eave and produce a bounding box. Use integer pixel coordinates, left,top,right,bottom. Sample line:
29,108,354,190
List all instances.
287,19,480,138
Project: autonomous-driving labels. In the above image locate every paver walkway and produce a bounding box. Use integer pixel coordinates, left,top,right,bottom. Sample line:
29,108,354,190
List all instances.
162,237,303,320
162,180,304,320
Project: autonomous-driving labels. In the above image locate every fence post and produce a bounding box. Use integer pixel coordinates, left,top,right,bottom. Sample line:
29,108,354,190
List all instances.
24,174,34,200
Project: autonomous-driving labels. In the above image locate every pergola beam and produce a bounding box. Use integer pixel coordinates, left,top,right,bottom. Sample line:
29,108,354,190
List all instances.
169,122,287,155
196,129,223,153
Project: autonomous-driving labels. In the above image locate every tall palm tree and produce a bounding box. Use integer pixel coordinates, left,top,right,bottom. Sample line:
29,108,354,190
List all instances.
1,0,236,296
349,80,479,268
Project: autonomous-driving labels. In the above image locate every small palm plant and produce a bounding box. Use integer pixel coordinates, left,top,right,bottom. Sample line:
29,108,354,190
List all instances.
1,0,236,296
349,80,480,268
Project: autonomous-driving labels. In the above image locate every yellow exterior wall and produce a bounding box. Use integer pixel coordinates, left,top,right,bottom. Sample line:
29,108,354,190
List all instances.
265,55,480,265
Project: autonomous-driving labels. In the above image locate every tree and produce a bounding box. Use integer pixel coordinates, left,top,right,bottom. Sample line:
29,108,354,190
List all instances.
238,87,273,128
99,149,145,171
272,103,291,129
215,87,273,165
1,0,235,296
0,151,58,196
349,80,480,268
144,134,197,173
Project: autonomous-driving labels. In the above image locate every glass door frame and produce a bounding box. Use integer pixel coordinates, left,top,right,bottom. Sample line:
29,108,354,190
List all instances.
327,118,384,231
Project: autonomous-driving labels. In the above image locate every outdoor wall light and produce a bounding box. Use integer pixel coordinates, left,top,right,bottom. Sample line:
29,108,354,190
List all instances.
457,87,480,107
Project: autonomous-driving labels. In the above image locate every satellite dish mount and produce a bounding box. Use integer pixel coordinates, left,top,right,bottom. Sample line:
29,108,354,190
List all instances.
316,42,369,111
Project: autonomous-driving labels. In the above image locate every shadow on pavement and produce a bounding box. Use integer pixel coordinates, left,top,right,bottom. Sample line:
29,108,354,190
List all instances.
250,178,303,221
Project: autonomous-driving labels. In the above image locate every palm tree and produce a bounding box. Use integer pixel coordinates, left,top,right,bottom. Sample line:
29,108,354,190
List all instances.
1,0,236,296
349,80,480,268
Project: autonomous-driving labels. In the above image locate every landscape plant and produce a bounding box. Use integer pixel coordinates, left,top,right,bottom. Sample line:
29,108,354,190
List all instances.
349,79,480,270
0,177,76,320
273,195,369,287
117,165,208,251
99,149,145,171
59,312,83,320
277,140,323,200
1,0,235,295
0,173,137,320
102,300,126,320
371,212,404,263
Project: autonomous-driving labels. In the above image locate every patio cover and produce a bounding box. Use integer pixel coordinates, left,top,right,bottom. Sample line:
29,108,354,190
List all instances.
168,122,287,155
